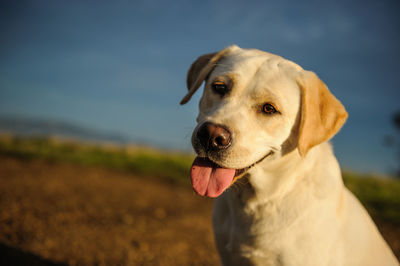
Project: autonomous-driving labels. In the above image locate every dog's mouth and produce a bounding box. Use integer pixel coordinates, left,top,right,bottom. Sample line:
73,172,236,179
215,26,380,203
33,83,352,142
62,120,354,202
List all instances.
190,151,273,198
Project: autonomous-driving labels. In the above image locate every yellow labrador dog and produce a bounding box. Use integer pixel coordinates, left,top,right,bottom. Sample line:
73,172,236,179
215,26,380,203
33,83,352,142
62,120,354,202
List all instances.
181,45,398,266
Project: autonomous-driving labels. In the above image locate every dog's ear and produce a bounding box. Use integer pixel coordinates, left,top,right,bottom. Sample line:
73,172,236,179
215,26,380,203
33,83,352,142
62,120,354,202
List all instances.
186,52,217,92
297,71,348,156
180,45,238,105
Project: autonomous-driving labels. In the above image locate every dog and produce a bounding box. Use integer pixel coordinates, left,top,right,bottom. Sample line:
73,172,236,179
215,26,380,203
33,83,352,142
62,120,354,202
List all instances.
180,45,399,266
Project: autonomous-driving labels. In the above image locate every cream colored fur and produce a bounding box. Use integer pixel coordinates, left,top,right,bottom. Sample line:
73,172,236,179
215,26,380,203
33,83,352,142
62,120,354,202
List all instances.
182,45,399,266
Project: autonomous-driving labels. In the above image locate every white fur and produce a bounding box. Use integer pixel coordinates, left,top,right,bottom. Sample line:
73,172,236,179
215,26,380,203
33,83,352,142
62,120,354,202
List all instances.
188,46,399,265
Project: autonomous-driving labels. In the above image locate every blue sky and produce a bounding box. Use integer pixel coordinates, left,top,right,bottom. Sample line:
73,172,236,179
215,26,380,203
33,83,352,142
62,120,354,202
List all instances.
0,0,399,174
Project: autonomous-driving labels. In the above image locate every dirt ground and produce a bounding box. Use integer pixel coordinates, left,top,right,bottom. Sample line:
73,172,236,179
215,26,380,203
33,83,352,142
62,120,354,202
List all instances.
0,156,399,265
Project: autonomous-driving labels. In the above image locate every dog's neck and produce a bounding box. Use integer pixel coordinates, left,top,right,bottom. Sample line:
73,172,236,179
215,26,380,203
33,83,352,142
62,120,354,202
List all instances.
235,142,343,205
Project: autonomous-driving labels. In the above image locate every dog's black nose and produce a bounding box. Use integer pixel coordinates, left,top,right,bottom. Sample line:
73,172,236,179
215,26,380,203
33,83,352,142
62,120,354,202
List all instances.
197,122,232,150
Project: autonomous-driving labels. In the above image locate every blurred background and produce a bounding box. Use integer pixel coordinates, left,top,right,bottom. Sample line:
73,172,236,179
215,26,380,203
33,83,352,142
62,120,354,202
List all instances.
0,0,399,265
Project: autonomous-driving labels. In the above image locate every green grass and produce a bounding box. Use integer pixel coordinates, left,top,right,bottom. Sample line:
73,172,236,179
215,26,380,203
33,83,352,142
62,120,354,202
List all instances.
0,135,194,184
343,172,400,224
0,135,399,224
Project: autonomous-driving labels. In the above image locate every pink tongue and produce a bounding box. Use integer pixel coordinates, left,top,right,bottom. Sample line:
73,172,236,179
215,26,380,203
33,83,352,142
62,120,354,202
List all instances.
190,157,236,198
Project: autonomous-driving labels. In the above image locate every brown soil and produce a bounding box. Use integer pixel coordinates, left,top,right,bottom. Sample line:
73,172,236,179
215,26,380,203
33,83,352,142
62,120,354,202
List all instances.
0,156,218,265
0,156,399,265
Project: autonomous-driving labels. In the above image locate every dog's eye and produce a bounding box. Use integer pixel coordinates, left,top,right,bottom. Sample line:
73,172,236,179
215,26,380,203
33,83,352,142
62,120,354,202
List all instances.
212,82,229,96
262,103,278,114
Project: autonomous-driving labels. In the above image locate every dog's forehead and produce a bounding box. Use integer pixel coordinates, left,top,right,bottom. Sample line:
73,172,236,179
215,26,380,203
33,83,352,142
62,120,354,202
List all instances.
211,48,302,103
217,48,302,74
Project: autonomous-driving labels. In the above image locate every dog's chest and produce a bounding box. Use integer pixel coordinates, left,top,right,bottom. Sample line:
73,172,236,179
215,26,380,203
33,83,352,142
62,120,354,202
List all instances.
219,191,293,264
214,185,321,266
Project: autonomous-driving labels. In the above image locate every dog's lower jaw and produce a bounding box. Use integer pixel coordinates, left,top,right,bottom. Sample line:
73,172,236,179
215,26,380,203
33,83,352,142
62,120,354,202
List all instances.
200,149,275,181
231,150,275,183
189,148,275,198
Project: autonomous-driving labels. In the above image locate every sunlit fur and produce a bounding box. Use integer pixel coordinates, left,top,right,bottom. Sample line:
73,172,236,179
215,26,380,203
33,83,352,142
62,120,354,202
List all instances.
184,46,399,266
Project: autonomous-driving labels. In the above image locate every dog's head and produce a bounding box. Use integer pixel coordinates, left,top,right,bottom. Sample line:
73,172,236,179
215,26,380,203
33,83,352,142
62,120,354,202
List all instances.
181,45,347,198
